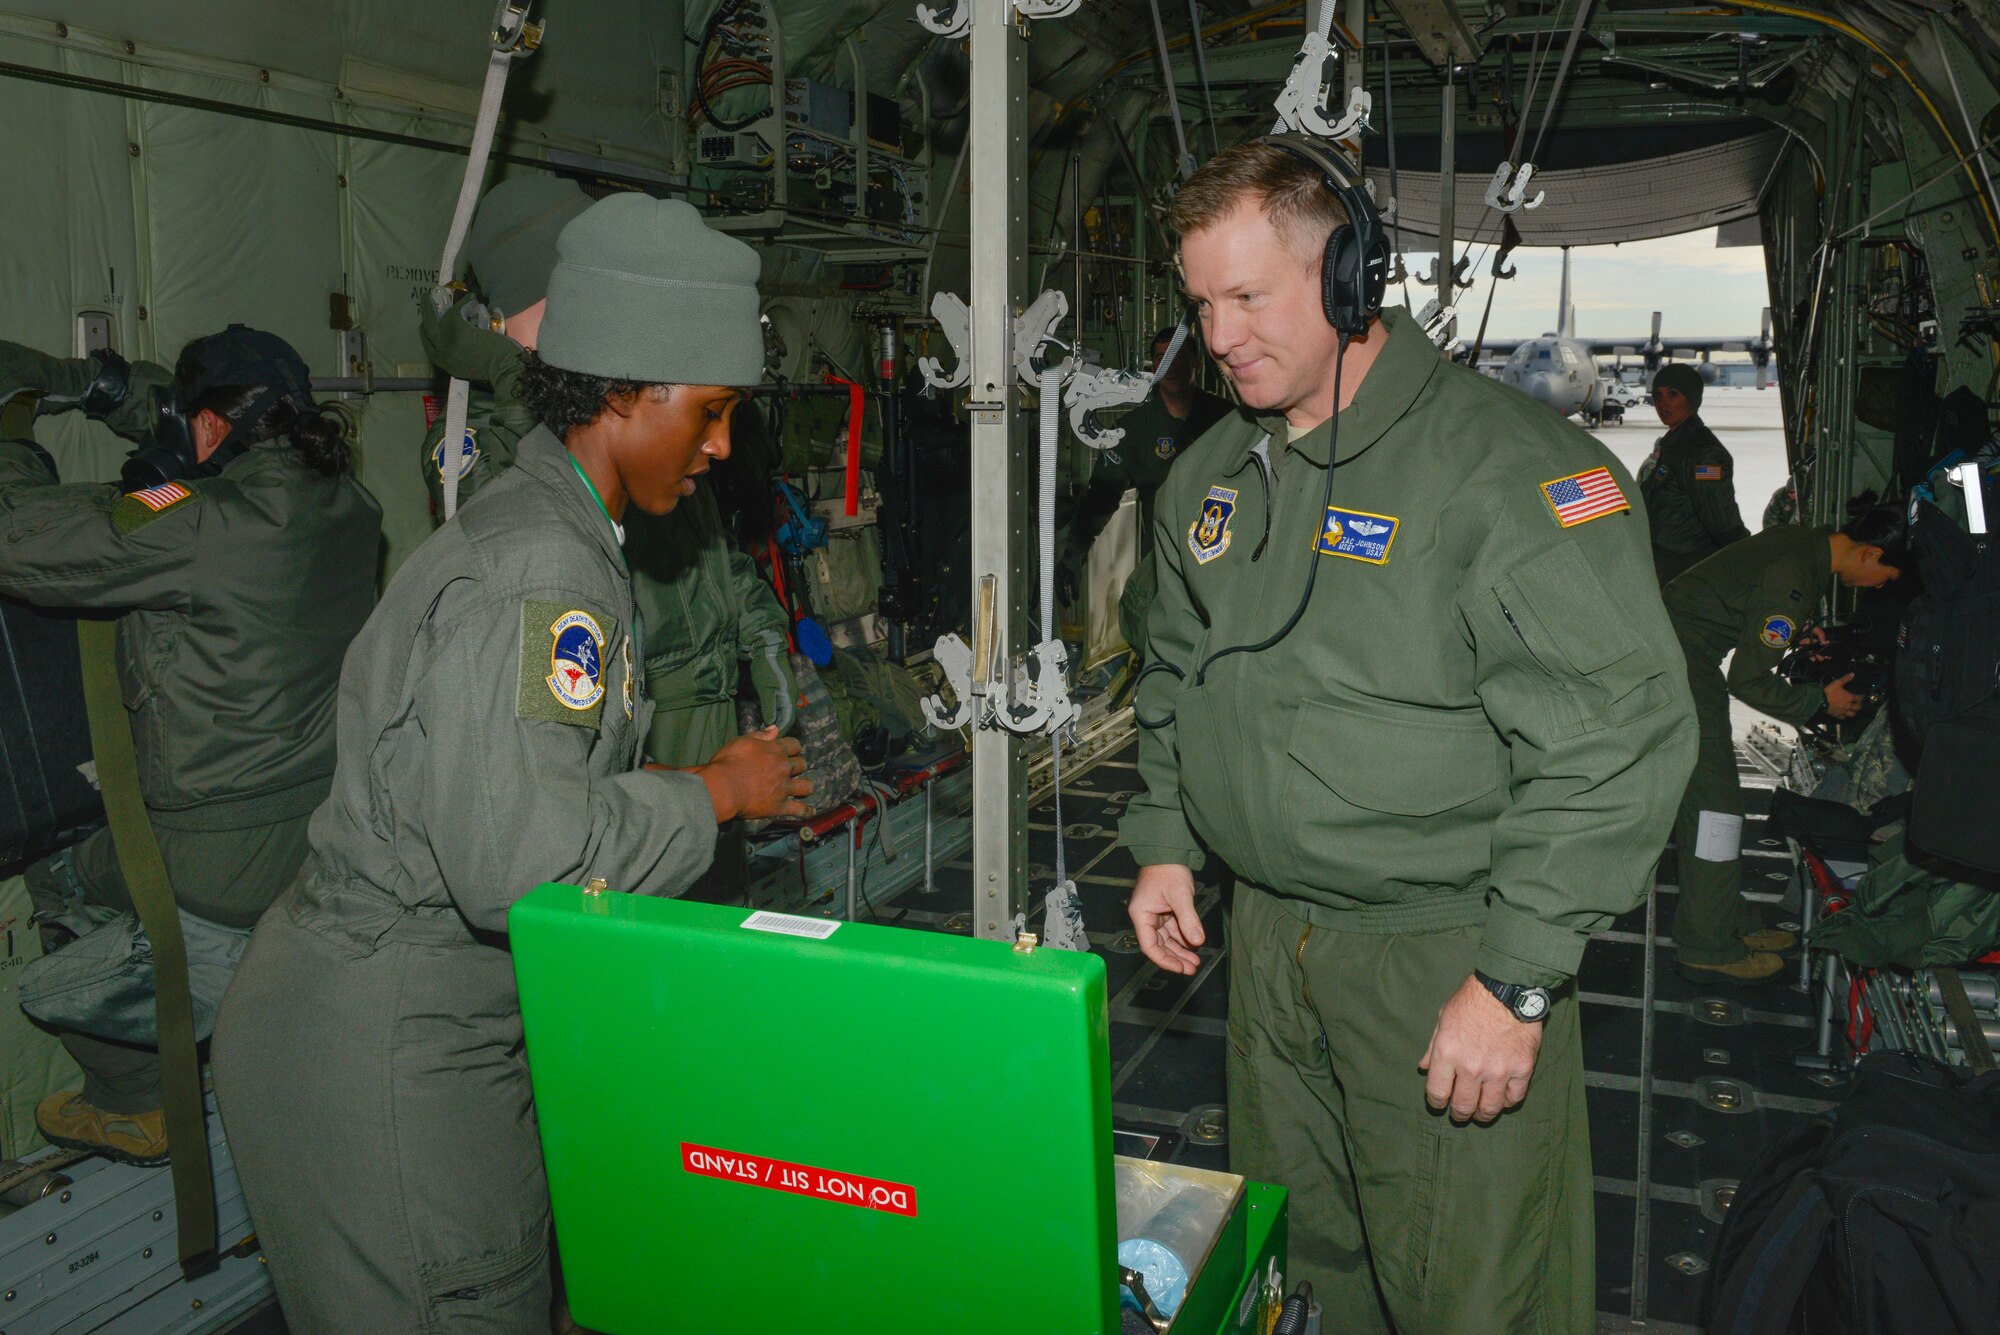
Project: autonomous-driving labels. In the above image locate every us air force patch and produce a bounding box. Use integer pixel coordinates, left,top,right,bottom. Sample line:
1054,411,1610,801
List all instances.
1155,435,1176,461
111,481,195,534
518,601,608,727
433,428,479,482
1759,614,1796,649
1313,506,1399,564
1187,485,1238,564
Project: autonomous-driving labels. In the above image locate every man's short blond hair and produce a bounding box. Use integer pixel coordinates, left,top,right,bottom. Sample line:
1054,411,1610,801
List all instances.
1167,140,1351,267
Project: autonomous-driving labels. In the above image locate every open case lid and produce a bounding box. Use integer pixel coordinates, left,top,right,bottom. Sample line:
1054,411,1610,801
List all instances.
511,886,1118,1334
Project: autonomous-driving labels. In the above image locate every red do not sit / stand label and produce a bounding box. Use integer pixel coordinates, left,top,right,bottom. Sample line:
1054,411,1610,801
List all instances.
680,1142,918,1218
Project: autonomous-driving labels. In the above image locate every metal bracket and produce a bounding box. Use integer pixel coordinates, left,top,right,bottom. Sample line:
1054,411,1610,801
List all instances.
1482,161,1544,213
1012,0,1081,16
915,0,970,37
920,634,1080,738
1272,32,1372,140
916,291,972,392
1947,462,1989,535
1012,289,1073,387
1063,365,1153,451
1417,299,1461,354
490,0,543,55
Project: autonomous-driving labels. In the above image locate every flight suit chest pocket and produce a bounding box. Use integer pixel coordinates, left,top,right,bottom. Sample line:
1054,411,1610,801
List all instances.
1277,697,1504,894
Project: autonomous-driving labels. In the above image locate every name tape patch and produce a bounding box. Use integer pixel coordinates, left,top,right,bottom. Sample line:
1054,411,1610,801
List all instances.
682,1142,917,1217
1187,485,1238,564
1540,467,1631,528
1313,506,1399,564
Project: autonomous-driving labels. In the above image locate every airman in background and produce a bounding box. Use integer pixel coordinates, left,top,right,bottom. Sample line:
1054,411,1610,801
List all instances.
1640,362,1750,582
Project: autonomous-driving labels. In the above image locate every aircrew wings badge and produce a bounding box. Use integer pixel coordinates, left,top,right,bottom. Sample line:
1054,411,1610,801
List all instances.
519,601,608,727
1313,506,1399,564
1539,467,1631,528
1187,485,1238,564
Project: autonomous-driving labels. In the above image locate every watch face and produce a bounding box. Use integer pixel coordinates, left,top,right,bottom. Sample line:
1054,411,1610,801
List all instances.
1516,989,1551,1021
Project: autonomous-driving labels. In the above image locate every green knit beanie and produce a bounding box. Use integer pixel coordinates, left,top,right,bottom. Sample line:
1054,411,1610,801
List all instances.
535,195,764,387
463,174,592,317
1651,362,1704,410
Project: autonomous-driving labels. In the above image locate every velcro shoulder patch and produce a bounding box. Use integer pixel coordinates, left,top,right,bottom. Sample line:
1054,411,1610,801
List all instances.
1758,614,1796,649
518,599,609,727
1539,467,1631,528
111,482,196,534
1694,464,1724,481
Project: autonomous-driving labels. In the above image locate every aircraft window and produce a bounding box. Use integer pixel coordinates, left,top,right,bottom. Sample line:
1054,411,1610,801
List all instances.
1560,346,1579,365
1537,348,1552,361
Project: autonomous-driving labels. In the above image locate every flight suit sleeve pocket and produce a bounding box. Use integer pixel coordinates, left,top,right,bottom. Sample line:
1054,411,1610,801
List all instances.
1502,540,1640,676
1288,698,1501,817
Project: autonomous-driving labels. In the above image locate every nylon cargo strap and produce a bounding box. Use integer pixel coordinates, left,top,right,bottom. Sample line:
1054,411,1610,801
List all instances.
437,2,543,521
75,617,217,1275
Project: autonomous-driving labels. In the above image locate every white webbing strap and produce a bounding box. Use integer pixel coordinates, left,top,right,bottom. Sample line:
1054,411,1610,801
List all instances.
437,4,539,521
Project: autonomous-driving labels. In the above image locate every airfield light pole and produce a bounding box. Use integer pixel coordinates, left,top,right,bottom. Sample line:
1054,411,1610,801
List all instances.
966,0,1030,941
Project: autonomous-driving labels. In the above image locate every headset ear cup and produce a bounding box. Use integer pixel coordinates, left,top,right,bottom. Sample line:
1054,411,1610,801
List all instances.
1323,224,1363,333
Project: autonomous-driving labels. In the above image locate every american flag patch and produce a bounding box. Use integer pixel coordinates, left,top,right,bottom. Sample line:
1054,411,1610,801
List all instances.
128,482,191,512
1539,468,1630,528
1694,464,1724,481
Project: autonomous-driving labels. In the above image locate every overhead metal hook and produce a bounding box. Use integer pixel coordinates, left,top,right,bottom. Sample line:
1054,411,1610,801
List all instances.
1483,161,1545,213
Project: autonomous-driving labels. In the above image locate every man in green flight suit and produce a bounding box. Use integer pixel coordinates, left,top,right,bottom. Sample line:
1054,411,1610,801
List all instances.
1639,363,1750,582
1056,326,1230,654
1661,507,1904,983
419,174,799,773
1121,139,1696,1333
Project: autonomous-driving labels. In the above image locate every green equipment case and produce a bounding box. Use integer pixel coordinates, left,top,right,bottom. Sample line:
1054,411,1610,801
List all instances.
510,884,1285,1333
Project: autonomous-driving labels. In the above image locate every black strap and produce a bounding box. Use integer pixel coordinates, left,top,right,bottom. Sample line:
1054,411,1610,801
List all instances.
75,617,218,1275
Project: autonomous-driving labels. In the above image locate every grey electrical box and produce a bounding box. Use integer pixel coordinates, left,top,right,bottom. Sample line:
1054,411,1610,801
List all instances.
73,309,116,358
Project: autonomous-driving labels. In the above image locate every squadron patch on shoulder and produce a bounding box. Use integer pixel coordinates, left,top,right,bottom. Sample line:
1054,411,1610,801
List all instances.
1155,435,1177,461
1313,506,1399,564
1759,614,1796,649
433,428,480,483
1539,467,1631,528
1694,464,1724,481
111,482,195,534
1187,485,1238,564
518,601,608,727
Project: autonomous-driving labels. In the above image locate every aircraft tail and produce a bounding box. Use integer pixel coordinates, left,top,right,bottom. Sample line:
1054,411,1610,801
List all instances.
1557,246,1574,340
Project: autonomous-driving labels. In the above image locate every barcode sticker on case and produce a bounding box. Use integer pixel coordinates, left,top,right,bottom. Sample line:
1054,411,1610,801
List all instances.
741,910,841,940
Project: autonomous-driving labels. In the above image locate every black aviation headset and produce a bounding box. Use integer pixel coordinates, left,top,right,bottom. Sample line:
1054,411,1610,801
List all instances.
1134,135,1391,729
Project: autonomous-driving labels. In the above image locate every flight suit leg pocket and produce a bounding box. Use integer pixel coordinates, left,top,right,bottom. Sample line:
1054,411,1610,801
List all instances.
1365,1118,1446,1301
419,1228,551,1335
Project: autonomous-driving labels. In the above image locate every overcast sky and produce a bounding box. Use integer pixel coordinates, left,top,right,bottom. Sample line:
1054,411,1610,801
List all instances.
1393,227,1774,343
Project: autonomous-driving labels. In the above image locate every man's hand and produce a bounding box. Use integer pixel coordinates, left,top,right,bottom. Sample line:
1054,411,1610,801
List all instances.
1418,975,1544,1123
1128,864,1203,975
692,726,811,822
1823,672,1862,720
419,291,524,387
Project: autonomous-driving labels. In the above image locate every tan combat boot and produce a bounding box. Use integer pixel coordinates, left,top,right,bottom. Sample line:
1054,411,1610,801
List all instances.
1675,950,1784,986
35,1091,170,1166
1741,926,1798,954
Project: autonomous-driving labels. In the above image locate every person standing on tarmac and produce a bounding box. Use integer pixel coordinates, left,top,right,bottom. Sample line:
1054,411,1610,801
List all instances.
1121,139,1696,1333
0,329,378,1166
1661,507,1906,984
1055,326,1231,655
1639,362,1751,582
419,174,800,776
213,196,811,1333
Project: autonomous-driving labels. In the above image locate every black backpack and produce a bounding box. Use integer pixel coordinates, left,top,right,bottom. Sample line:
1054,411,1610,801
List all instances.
1894,501,2000,872
1705,1051,2000,1335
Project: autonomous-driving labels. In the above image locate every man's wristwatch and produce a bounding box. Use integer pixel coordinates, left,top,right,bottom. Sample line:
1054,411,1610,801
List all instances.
1474,970,1552,1023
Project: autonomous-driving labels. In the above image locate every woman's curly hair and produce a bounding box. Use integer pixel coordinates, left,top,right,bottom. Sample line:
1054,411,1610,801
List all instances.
518,349,673,436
